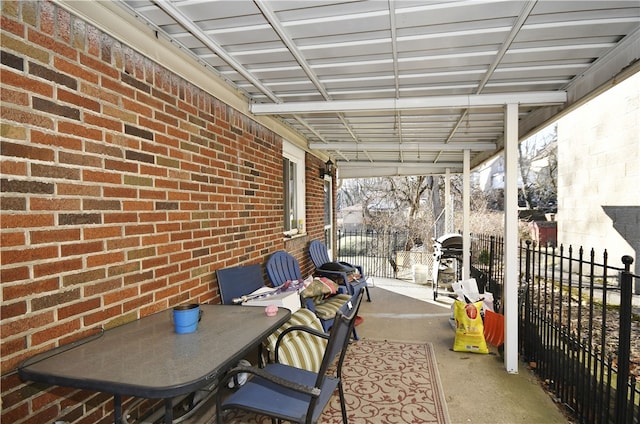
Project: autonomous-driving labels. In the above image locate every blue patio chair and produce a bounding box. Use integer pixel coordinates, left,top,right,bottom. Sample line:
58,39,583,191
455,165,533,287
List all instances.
216,263,273,369
216,263,265,305
217,263,329,372
309,239,371,302
265,251,358,340
216,288,364,424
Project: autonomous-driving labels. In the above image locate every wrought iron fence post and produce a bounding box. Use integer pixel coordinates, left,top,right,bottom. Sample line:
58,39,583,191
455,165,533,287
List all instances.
489,235,495,288
392,231,398,278
522,240,532,355
524,240,532,284
615,255,634,423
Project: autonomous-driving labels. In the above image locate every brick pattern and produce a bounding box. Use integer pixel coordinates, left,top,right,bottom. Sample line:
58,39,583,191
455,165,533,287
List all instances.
0,2,325,422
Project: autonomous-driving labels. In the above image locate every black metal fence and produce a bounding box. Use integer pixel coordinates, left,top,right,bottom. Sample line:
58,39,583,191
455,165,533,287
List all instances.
470,233,505,309
337,229,639,423
336,229,424,279
518,241,639,424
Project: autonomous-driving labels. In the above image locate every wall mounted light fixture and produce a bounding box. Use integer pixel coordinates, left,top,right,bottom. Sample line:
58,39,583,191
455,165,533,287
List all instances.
320,159,334,178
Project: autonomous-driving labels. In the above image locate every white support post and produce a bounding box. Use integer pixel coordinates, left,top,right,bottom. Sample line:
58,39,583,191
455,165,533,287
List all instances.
504,103,519,373
445,168,452,233
462,150,470,281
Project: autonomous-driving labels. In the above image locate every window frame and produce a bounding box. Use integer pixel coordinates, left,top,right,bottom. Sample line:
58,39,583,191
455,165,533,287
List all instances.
282,141,306,236
322,176,333,256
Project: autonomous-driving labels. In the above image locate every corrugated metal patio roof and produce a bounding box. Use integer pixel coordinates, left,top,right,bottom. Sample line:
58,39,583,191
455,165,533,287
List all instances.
113,0,640,177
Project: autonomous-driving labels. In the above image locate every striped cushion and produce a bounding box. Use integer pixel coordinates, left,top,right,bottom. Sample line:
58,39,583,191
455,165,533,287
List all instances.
312,294,351,320
264,309,327,372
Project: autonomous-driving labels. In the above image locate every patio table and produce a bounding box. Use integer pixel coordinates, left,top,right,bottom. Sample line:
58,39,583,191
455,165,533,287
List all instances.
18,304,291,424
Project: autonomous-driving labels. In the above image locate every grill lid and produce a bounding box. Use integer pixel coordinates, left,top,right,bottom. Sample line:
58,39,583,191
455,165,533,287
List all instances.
435,233,462,249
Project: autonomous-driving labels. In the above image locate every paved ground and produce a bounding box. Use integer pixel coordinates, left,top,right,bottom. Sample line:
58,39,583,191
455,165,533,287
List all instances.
359,277,571,423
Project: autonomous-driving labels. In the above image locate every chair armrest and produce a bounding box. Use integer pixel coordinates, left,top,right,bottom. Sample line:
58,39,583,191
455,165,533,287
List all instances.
223,365,321,397
275,325,328,349
339,262,365,278
315,268,346,280
314,269,354,294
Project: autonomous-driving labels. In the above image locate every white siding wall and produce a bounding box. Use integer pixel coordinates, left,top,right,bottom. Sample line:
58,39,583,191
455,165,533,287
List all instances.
557,72,639,268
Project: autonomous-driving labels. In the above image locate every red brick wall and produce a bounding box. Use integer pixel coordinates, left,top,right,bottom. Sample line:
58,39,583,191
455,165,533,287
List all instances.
0,2,326,422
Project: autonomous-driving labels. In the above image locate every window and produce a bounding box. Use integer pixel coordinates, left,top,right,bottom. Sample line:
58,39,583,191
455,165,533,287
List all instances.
283,141,305,235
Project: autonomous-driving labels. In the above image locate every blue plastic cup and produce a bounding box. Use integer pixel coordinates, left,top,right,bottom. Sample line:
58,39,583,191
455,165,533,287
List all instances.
172,304,201,334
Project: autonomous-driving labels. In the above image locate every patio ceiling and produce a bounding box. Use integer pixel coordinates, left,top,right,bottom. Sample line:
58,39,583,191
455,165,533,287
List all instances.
116,0,640,178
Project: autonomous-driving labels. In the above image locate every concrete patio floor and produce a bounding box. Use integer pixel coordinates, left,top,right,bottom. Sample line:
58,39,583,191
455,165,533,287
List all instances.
358,277,571,424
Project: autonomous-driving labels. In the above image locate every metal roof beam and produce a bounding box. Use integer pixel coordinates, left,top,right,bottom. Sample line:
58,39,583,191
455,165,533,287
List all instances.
251,91,566,114
338,161,461,168
310,142,496,151
338,164,463,179
150,0,280,103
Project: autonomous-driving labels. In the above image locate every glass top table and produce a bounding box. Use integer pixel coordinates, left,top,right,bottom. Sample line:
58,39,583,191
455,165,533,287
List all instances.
19,304,291,423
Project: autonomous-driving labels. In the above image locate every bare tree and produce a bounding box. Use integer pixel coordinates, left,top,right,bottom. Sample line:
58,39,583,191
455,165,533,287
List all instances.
518,125,558,209
518,136,536,209
336,176,442,249
389,176,434,248
427,176,445,237
336,178,367,209
532,136,557,210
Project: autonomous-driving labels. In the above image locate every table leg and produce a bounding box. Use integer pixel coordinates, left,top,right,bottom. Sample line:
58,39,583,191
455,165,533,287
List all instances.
164,398,173,424
114,395,122,424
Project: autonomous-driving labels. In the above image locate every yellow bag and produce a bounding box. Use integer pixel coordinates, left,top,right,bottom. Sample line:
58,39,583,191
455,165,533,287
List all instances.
453,300,488,354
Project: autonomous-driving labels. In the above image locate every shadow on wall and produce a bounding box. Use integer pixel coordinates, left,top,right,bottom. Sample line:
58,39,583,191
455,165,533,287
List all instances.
603,205,640,292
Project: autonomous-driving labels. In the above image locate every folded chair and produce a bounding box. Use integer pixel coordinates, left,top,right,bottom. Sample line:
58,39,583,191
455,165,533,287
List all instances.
309,239,371,302
216,263,265,305
217,263,273,370
266,250,358,340
216,288,364,424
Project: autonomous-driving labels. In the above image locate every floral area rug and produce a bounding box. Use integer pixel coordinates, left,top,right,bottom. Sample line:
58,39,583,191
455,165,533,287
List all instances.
221,339,450,424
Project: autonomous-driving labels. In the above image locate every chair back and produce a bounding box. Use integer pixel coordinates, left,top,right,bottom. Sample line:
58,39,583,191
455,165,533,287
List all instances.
265,251,302,287
216,287,365,424
308,240,331,268
266,309,327,372
216,264,264,305
315,288,364,384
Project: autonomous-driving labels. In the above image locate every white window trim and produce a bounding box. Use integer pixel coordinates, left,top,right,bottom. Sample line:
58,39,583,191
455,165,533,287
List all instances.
283,141,306,237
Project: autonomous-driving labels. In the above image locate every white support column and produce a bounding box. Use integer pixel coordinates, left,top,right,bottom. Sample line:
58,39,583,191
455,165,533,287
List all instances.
445,168,452,233
504,103,519,373
462,150,470,280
